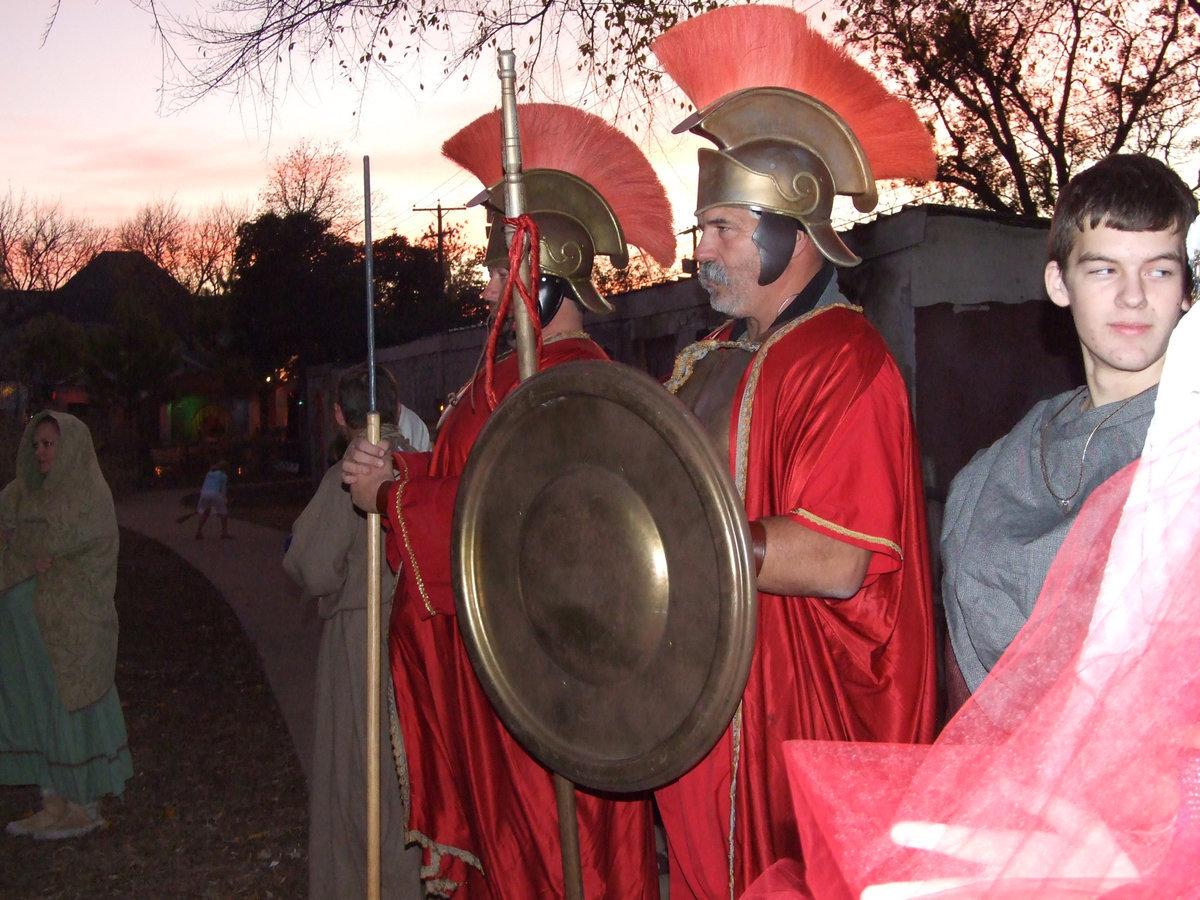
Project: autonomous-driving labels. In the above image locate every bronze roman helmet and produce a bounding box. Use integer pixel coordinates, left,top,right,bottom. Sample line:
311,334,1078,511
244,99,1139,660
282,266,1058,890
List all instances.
653,6,936,271
476,168,628,315
442,103,676,316
675,87,876,268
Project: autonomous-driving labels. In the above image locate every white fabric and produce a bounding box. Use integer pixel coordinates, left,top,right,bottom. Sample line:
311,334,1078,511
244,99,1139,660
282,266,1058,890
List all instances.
397,405,431,452
1078,308,1200,685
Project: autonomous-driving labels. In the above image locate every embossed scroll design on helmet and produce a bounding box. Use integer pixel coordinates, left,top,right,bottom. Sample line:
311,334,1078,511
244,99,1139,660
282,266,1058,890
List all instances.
651,6,936,267
442,103,677,313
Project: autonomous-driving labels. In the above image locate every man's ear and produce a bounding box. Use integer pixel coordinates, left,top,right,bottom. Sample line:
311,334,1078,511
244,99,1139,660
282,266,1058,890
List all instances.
1045,261,1071,309
333,403,347,429
792,228,809,260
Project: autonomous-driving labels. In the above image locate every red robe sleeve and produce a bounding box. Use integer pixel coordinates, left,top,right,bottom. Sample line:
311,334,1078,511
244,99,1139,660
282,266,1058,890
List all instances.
738,308,935,734
381,450,463,618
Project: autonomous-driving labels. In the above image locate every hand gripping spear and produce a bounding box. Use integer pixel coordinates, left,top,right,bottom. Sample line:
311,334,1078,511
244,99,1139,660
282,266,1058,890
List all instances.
495,50,585,900
361,155,384,900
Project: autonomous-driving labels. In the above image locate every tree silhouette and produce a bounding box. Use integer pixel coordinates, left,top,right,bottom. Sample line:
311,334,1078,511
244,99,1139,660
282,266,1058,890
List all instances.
592,253,675,296
7,313,87,409
179,200,248,298
116,198,188,280
372,229,486,344
0,190,108,291
416,222,486,331
260,139,360,238
84,299,182,427
835,0,1200,215
371,232,442,345
83,297,185,483
230,210,362,376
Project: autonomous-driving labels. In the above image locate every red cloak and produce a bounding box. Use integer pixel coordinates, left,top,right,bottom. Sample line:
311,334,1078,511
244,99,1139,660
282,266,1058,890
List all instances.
381,335,660,899
656,305,938,898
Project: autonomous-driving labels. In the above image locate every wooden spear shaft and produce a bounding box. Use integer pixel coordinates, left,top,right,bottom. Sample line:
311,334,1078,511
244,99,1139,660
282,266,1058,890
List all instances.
497,49,584,900
363,155,383,900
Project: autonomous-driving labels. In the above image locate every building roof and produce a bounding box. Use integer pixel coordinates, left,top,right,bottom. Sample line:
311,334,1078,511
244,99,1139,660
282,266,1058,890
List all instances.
51,250,194,334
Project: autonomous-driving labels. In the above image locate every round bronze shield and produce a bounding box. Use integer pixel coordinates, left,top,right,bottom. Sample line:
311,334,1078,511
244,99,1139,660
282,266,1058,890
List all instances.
453,360,756,793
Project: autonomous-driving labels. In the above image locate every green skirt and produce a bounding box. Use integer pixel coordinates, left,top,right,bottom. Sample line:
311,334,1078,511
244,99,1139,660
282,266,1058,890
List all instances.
0,578,133,804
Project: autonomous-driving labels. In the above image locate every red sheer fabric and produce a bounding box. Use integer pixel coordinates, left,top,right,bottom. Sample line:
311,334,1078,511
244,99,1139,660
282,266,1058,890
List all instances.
748,310,1200,899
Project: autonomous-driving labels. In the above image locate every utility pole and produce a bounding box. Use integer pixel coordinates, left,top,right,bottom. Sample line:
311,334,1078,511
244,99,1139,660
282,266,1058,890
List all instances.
413,201,468,298
679,224,699,275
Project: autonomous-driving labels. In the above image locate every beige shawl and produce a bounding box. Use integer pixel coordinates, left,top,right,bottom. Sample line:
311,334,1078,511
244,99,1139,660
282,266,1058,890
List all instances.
0,411,119,711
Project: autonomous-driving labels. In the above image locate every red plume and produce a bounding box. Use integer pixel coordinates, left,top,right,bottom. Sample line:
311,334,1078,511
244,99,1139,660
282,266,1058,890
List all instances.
651,6,935,182
442,104,676,267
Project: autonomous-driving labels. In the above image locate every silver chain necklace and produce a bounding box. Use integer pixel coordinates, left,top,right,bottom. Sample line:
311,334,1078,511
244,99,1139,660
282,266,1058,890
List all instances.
1039,387,1136,513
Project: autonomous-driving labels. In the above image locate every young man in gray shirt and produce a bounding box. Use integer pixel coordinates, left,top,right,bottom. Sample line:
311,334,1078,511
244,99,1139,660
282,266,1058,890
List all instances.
942,154,1197,708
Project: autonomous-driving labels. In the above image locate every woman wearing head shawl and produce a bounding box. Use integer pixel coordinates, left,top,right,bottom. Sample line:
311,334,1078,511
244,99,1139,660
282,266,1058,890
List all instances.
0,411,131,839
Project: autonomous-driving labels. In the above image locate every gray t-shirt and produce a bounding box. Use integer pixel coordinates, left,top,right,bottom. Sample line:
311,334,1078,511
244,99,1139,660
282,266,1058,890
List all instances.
942,385,1157,692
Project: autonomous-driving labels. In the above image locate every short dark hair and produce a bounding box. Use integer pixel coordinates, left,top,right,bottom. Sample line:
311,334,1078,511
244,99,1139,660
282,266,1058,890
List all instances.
334,364,400,429
1048,155,1198,280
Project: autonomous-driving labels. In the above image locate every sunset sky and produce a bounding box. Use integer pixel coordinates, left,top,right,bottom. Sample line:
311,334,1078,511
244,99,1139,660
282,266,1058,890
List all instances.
3,1,699,248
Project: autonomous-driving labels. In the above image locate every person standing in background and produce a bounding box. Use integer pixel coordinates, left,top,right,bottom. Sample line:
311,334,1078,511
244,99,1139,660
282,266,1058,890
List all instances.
1,411,131,840
284,363,422,899
194,460,230,540
396,402,430,454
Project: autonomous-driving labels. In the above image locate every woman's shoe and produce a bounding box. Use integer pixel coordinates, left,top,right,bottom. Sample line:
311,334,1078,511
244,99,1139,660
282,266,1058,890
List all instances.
32,801,105,840
6,807,61,836
5,794,68,836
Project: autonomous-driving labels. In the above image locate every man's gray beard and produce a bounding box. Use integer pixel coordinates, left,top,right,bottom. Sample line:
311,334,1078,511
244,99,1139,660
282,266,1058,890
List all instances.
697,261,728,290
709,295,741,317
698,261,741,316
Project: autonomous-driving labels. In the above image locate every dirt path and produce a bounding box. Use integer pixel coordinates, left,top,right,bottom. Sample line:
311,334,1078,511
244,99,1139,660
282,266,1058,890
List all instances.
115,488,321,782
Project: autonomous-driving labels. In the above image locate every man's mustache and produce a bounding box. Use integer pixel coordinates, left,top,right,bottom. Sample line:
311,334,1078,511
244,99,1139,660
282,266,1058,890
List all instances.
697,261,729,289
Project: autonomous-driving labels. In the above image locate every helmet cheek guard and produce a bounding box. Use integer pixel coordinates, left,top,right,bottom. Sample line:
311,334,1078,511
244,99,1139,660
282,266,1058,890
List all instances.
536,274,570,326
751,212,800,287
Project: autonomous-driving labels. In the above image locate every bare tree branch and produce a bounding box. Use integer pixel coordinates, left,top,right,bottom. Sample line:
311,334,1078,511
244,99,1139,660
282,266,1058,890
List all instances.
0,190,108,291
259,139,359,237
837,0,1200,215
121,0,718,113
117,197,188,276
179,200,249,296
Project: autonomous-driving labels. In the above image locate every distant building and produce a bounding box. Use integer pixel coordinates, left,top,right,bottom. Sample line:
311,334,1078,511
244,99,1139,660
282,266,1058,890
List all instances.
0,250,302,485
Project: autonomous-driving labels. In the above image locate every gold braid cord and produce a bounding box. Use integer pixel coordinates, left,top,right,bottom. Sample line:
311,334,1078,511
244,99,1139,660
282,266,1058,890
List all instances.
389,453,436,618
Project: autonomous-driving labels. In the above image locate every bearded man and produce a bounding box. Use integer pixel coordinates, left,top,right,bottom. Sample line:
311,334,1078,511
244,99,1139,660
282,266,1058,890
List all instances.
649,8,941,896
